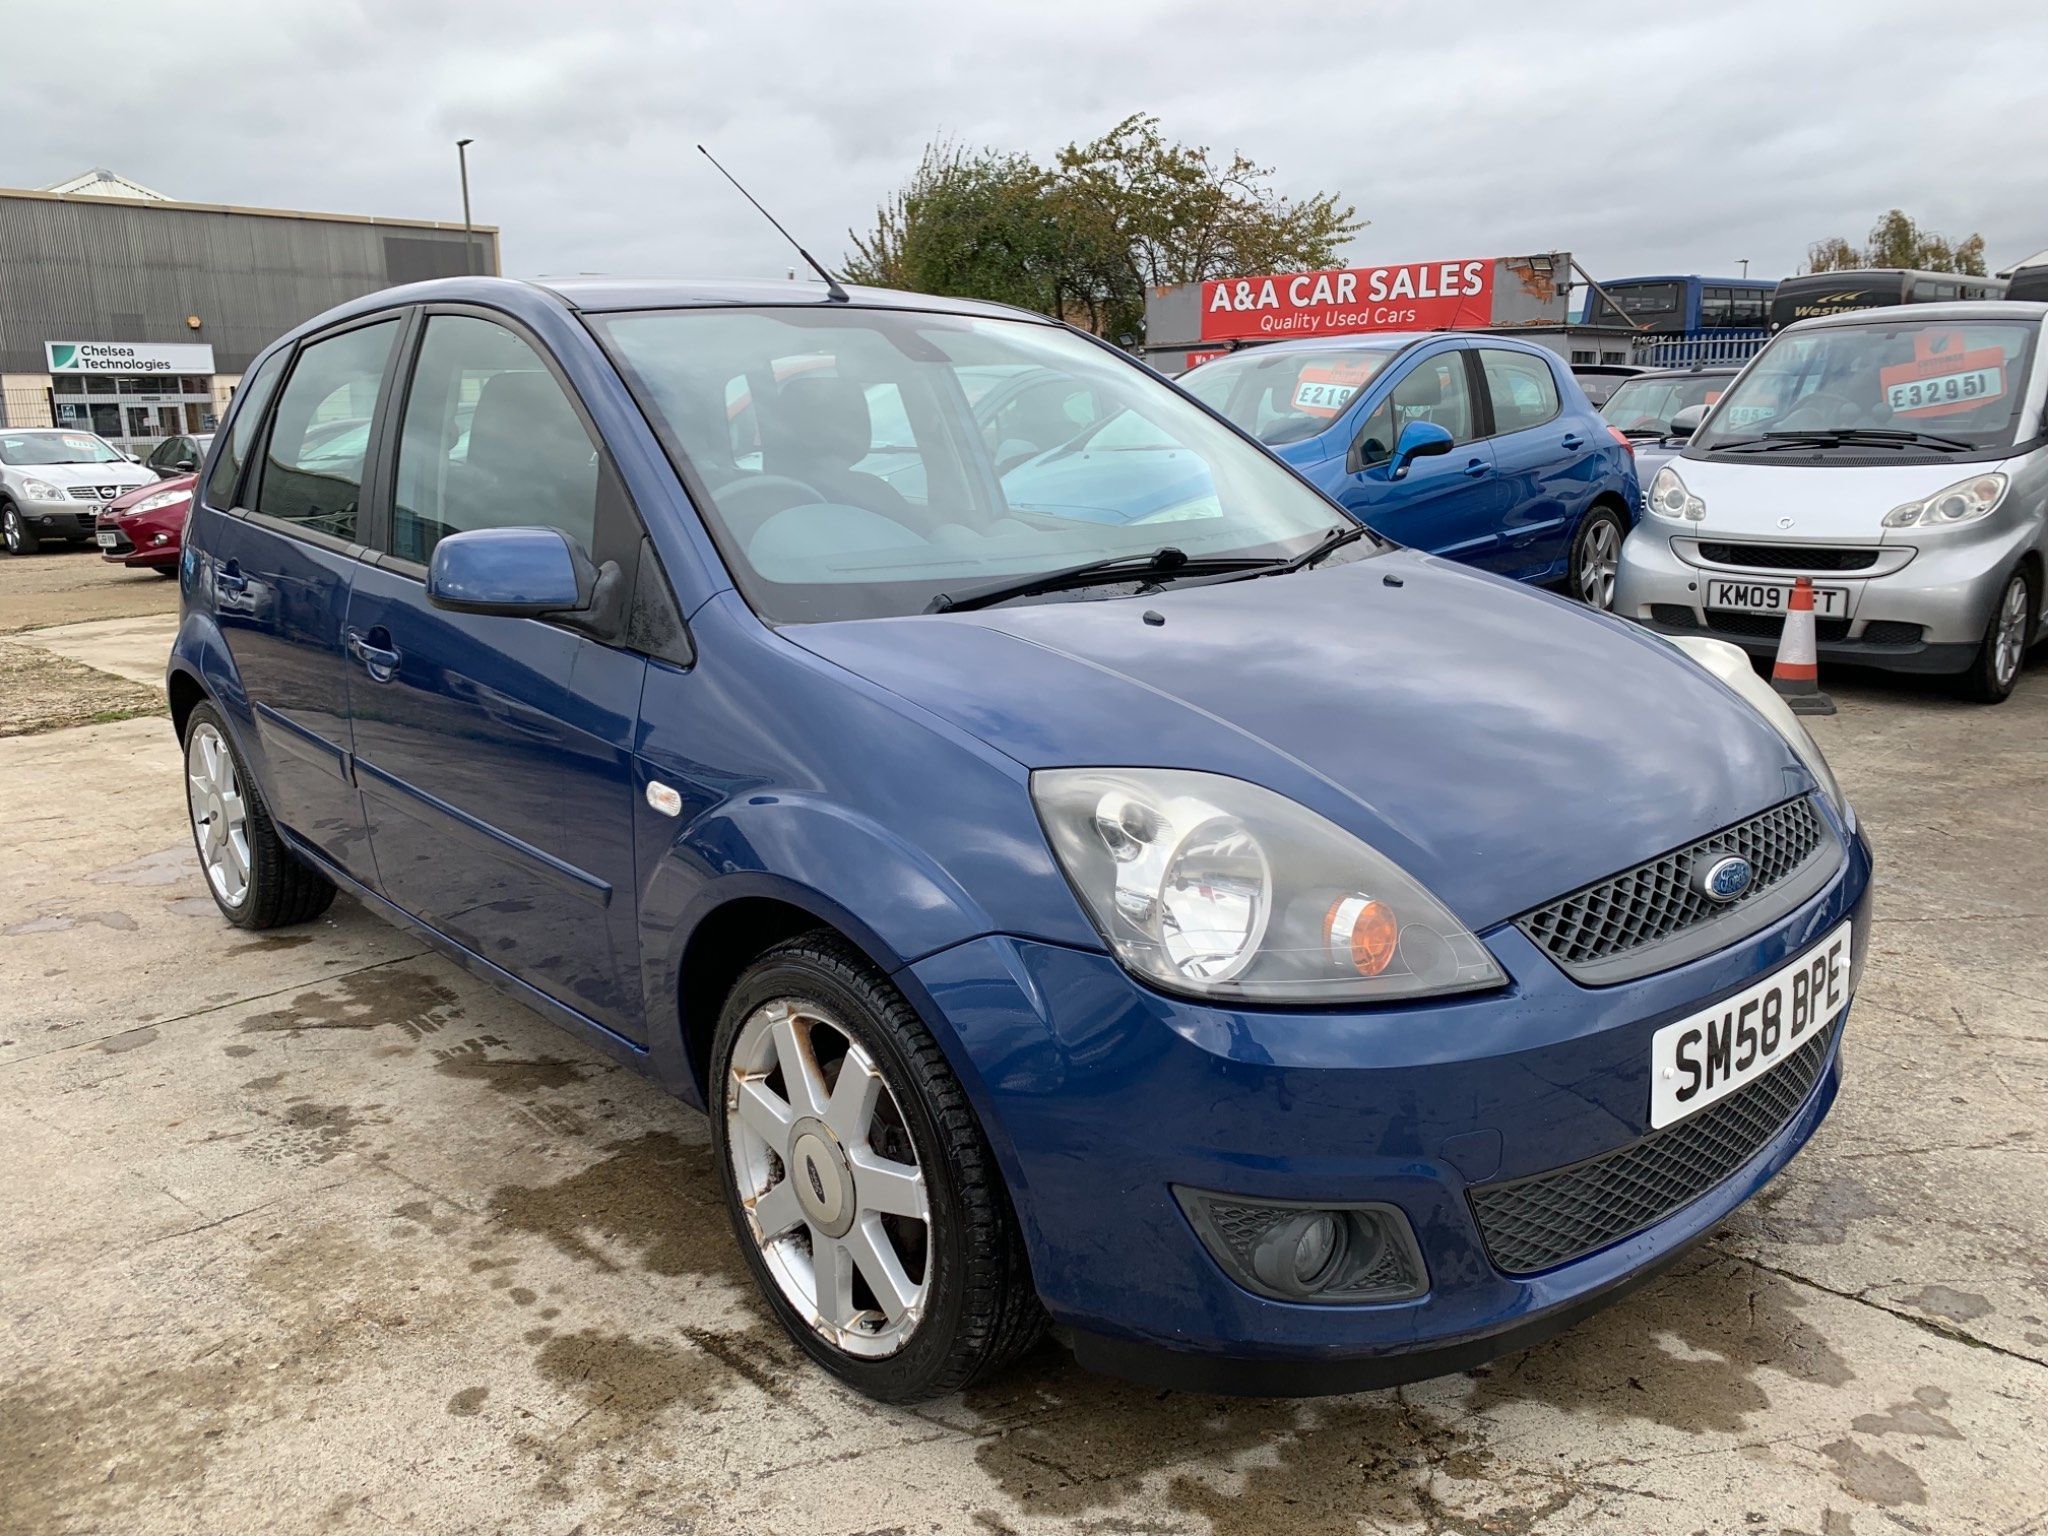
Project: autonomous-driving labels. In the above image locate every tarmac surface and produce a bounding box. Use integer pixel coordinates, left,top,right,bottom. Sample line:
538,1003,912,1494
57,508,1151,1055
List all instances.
2,603,2044,1536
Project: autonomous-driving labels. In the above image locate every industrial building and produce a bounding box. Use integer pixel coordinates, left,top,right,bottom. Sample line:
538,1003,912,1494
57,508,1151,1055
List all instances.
0,170,498,452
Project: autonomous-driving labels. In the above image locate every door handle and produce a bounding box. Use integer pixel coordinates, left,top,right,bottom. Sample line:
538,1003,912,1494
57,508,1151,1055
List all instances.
215,560,247,595
1562,433,1585,450
1462,458,1491,477
344,627,402,683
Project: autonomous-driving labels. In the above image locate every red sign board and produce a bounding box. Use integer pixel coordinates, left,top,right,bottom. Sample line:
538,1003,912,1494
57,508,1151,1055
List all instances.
1199,259,1496,342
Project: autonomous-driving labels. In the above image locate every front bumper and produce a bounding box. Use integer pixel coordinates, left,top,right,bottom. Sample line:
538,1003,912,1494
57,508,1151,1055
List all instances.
1613,522,2027,674
905,816,1872,1394
22,496,99,539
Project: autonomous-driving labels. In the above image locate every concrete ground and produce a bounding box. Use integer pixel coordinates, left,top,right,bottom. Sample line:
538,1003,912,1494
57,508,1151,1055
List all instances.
2,610,2044,1536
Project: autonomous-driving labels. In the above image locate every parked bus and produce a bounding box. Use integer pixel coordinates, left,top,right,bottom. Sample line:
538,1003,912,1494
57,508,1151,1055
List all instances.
1582,275,1776,335
1769,268,2008,330
2007,264,2048,304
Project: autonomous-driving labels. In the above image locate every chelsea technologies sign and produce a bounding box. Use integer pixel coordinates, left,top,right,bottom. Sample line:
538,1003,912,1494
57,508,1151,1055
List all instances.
45,340,216,376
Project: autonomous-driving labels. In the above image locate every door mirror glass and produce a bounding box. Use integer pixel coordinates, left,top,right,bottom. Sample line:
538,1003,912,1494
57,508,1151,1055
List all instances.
426,526,596,617
1668,404,1709,438
1391,419,1455,477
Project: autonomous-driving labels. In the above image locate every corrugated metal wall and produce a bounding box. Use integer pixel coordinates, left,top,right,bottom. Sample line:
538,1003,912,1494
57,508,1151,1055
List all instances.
0,194,500,375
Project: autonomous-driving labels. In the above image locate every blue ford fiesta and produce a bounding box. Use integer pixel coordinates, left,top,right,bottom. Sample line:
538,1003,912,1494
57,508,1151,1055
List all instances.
169,276,1869,1401
1179,334,1639,611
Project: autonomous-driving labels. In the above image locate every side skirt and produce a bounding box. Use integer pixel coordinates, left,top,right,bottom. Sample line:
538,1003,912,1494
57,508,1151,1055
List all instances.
277,827,655,1076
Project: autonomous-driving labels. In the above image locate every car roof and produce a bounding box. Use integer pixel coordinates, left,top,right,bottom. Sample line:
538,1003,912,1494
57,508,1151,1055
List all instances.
534,275,1048,323
1790,300,2048,330
1212,333,1437,357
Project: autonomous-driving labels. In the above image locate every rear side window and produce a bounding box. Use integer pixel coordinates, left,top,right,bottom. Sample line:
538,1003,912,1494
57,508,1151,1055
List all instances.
205,350,288,507
390,315,599,565
253,320,400,539
1479,350,1562,435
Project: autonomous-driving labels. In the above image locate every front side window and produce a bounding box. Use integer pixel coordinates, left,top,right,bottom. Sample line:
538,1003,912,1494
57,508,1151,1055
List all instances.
253,320,398,538
1478,350,1561,435
1179,347,1396,446
596,306,1356,622
1694,319,2040,455
1385,353,1475,443
391,315,599,565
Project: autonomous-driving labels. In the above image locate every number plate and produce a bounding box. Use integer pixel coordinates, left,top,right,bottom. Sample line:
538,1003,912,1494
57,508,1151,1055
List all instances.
96,529,120,548
1650,921,1851,1129
1707,579,1848,618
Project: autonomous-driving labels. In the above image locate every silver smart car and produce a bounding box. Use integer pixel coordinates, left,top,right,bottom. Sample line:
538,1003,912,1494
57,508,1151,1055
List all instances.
1614,302,2047,702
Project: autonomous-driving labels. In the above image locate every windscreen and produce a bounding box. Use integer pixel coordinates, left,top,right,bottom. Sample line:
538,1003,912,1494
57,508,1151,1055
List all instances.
0,431,125,466
594,307,1352,622
1601,374,1733,434
1693,318,2039,455
1178,347,1396,445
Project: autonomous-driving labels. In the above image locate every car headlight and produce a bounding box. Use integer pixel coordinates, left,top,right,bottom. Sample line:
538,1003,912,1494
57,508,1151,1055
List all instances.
1646,466,1705,522
1667,637,1846,817
22,478,65,502
129,488,191,515
1032,767,1505,1003
1882,472,2006,529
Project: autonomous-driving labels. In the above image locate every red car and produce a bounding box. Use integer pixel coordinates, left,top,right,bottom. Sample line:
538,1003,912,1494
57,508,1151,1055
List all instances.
97,472,196,576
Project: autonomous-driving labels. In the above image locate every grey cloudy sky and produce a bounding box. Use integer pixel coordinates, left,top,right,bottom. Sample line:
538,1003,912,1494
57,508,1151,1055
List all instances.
7,0,2046,288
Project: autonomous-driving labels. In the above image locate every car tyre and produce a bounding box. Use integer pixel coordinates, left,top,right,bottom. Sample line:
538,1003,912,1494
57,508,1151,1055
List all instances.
1956,567,2034,704
709,931,1043,1402
2,500,40,556
182,701,338,928
1570,503,1627,611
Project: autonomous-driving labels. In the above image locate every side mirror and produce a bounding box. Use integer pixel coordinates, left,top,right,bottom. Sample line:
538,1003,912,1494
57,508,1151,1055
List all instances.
427,526,606,619
174,458,199,473
1668,404,1709,439
1389,419,1455,479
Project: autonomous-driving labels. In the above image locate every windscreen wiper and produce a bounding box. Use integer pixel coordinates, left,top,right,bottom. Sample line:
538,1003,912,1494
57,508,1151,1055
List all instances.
1249,520,1376,577
1735,428,1974,453
924,546,1275,614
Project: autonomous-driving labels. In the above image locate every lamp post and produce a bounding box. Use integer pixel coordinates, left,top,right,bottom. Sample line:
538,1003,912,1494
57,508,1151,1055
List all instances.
456,138,476,274
1738,258,1750,278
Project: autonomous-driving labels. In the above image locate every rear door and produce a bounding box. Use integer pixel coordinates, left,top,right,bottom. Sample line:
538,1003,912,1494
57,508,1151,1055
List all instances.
1473,347,1585,581
343,307,651,1041
1333,344,1502,564
205,315,403,877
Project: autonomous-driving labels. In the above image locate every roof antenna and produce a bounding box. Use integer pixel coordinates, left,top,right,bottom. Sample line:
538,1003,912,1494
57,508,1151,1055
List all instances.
697,145,849,303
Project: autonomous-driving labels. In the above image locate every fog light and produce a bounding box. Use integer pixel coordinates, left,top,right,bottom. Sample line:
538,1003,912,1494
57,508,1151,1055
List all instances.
1176,1188,1428,1305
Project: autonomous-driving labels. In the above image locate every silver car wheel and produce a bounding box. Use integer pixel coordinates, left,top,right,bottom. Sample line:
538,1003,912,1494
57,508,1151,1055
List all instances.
186,721,251,906
725,997,932,1359
3,506,20,552
1578,516,1621,610
1993,574,2029,690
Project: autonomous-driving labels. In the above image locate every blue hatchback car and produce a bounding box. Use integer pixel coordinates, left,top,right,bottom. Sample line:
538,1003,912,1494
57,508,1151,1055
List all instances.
169,277,1868,1401
1179,334,1639,610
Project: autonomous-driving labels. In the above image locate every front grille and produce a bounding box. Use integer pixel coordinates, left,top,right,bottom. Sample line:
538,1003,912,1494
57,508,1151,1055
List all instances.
1861,620,1924,646
1698,542,1879,572
1518,798,1827,977
1469,1018,1838,1275
66,486,101,501
1650,604,1698,629
1705,611,1851,643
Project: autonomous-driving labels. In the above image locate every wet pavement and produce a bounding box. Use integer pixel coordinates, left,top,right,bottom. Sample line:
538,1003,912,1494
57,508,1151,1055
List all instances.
2,617,2044,1535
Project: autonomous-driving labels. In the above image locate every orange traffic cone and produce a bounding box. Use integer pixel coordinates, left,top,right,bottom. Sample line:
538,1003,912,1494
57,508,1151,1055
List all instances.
1771,577,1836,716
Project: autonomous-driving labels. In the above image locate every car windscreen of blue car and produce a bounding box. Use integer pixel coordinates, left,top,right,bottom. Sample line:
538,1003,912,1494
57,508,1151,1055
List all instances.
597,307,1357,622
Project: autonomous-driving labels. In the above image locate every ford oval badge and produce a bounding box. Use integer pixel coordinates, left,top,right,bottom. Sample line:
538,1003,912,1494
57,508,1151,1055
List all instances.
1700,855,1754,903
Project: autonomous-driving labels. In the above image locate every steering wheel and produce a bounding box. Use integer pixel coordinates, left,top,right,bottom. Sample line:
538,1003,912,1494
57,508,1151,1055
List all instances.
710,473,829,545
1776,390,1868,430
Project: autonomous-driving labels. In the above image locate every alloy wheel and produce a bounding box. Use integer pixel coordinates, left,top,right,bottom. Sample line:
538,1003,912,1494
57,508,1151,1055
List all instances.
1994,575,2030,690
186,721,251,906
3,507,19,552
1578,517,1621,609
724,997,932,1358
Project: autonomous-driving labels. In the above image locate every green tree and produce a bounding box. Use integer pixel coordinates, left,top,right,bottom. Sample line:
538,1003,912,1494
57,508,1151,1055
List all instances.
846,116,1361,344
1806,210,1988,275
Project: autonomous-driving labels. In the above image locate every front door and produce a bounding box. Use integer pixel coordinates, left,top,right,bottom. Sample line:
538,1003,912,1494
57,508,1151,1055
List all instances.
1337,347,1502,565
345,311,648,1040
205,317,401,879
